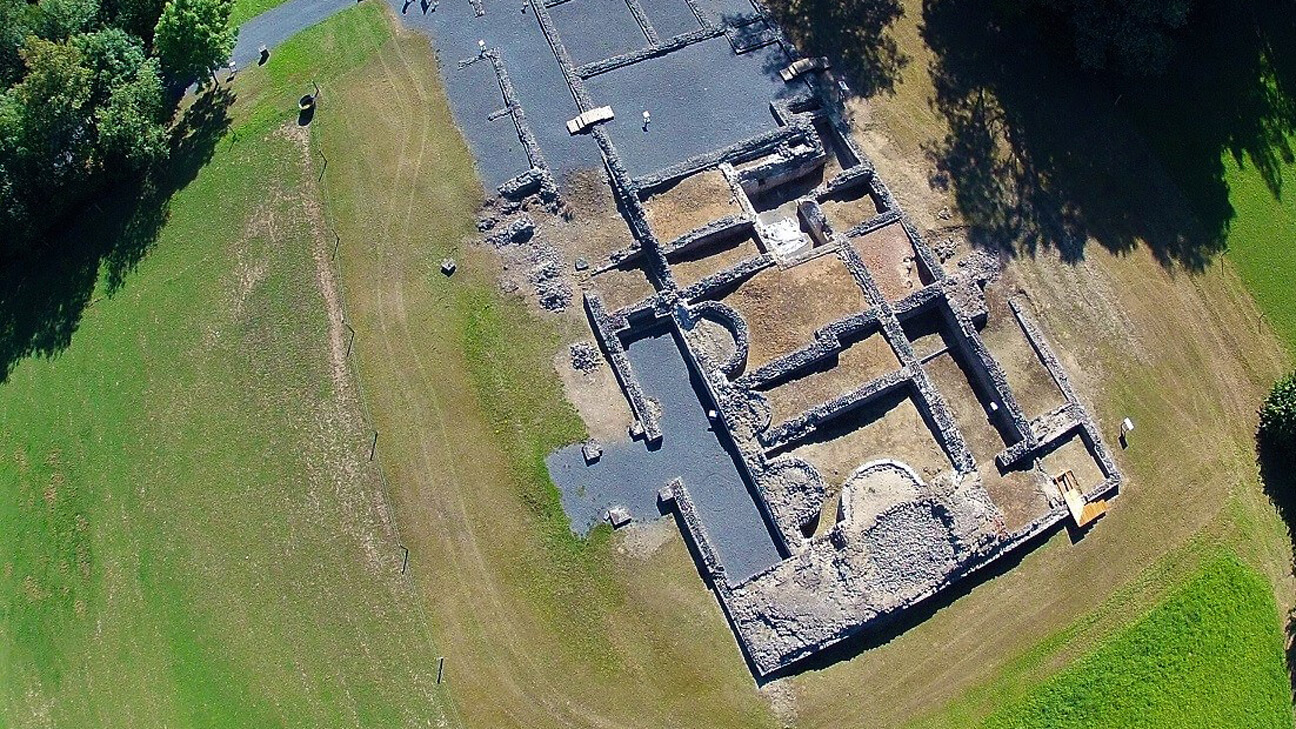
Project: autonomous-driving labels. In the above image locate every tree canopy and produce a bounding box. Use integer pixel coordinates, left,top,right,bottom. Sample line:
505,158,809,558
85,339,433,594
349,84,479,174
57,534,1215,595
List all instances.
153,0,235,82
0,0,233,254
1032,0,1194,76
1261,371,1296,452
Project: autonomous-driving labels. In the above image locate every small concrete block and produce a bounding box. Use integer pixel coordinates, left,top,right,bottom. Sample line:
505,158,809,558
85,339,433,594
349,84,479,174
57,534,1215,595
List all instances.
574,256,589,271
581,439,602,464
606,506,632,528
440,258,457,275
629,420,644,438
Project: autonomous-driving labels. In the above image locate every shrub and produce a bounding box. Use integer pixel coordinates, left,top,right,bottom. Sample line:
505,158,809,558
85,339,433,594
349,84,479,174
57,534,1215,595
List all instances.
1260,370,1296,450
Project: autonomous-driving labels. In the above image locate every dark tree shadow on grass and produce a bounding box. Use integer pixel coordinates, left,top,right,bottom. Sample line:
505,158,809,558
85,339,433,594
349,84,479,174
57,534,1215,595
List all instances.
1258,433,1296,698
0,87,233,382
920,0,1296,270
763,0,908,98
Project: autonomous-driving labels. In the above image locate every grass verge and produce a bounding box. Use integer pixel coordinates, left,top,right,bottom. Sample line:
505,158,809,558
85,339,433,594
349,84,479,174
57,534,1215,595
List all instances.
910,552,1293,728
976,553,1290,729
1,6,455,727
1221,150,1296,353
231,0,290,27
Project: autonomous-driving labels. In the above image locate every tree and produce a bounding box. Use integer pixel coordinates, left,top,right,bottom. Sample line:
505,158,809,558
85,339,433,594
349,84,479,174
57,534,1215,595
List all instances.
36,0,103,41
1261,371,1296,452
1036,0,1193,76
95,57,167,169
0,37,96,245
103,0,168,43
5,38,95,191
0,0,37,85
75,27,149,94
152,0,234,83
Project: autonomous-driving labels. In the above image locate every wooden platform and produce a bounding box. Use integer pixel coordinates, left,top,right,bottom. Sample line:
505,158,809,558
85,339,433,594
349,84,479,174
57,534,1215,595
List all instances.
1056,469,1109,528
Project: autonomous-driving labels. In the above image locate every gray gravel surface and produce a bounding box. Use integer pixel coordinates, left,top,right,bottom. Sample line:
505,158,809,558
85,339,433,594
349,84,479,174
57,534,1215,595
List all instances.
547,328,782,583
551,0,649,66
584,38,799,178
231,0,356,68
639,0,702,37
386,0,603,187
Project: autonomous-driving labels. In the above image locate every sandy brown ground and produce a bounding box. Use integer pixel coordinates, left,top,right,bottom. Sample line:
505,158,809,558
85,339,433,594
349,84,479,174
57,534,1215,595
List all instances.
668,231,762,287
553,349,634,442
924,351,1052,531
820,179,884,231
849,222,930,301
547,169,637,264
590,260,657,311
1039,434,1107,492
922,352,1008,457
760,331,901,427
903,307,956,360
722,252,870,372
785,388,954,488
814,118,853,181
979,276,1068,420
642,169,740,243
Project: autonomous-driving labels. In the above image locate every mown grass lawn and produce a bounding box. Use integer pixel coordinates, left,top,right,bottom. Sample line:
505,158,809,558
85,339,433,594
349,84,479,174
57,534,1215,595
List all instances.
1222,153,1296,353
911,553,1292,729
983,554,1290,728
231,0,291,27
1,6,459,727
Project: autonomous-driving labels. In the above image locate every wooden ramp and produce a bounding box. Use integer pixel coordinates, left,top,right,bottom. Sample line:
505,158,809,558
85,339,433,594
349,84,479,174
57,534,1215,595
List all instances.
1056,469,1109,528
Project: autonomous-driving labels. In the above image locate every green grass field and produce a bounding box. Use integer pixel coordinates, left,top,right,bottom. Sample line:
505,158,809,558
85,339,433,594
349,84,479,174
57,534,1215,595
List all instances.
0,7,460,727
231,0,290,27
911,554,1292,728
1222,152,1296,353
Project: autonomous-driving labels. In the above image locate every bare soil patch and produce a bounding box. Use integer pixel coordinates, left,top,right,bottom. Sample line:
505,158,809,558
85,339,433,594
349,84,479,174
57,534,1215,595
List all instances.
642,170,740,243
902,306,956,360
721,253,869,372
590,260,657,311
668,231,762,287
979,461,1047,533
925,352,1050,530
924,352,1009,458
759,331,901,426
820,178,884,231
849,222,930,301
615,517,675,560
978,279,1067,420
813,118,855,181
547,169,638,265
553,350,633,443
785,387,953,487
1039,433,1106,492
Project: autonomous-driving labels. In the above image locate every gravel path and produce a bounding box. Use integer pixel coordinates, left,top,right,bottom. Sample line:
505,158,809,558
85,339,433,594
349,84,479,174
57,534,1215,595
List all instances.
231,0,357,68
